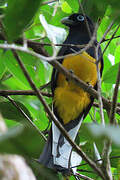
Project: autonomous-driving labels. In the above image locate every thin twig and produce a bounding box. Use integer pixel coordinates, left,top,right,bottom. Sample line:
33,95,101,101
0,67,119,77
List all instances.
95,47,105,125
75,173,94,180
39,81,51,90
110,62,120,124
101,35,120,43
96,20,115,65
95,21,117,179
93,102,120,115
42,0,58,5
72,155,120,168
77,169,94,174
79,0,92,38
0,29,96,62
52,0,59,16
102,24,120,55
0,34,86,48
41,42,85,48
93,20,114,125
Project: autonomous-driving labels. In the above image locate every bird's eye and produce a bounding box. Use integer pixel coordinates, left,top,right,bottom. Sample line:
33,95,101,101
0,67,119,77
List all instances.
77,15,84,21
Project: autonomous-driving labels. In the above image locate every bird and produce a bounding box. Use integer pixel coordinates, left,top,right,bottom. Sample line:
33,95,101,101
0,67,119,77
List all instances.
39,13,103,175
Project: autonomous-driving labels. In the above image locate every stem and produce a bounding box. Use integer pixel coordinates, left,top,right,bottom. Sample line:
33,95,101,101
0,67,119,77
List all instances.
110,62,120,124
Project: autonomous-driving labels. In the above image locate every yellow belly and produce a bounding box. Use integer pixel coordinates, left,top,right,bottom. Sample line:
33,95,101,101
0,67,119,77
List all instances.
53,52,98,124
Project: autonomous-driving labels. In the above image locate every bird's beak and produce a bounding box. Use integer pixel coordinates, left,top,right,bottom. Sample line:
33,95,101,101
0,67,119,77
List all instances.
61,16,74,25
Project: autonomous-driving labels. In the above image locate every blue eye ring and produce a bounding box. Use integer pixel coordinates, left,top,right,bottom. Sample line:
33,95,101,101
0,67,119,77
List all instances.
77,15,84,21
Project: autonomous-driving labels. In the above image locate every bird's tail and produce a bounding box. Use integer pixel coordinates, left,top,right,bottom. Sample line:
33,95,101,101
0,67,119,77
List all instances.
39,118,83,174
38,124,70,174
38,129,54,169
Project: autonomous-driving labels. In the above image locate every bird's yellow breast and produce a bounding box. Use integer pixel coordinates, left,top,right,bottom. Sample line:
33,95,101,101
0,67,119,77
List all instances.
54,52,98,124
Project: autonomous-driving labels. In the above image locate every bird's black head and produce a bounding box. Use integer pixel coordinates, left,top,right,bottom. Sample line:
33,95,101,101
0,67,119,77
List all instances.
61,13,94,34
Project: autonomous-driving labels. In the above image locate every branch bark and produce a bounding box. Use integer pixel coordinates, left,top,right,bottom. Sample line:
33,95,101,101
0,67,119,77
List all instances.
0,90,52,97
110,62,120,124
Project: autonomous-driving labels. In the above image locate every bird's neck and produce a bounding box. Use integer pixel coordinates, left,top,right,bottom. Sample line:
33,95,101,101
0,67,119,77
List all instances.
65,28,92,45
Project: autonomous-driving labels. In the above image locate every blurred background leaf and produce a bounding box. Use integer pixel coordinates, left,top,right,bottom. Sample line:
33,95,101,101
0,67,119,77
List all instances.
3,0,43,41
0,124,45,163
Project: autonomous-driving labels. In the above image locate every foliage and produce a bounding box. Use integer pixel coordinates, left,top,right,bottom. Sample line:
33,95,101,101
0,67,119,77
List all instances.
0,0,120,179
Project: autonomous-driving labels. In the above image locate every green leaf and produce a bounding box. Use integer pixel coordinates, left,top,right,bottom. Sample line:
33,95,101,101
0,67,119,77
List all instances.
0,0,6,15
0,54,5,79
98,6,113,36
46,6,67,27
82,0,120,22
37,61,52,85
103,63,119,84
0,101,33,123
2,50,42,88
2,76,28,90
25,98,49,131
115,45,120,64
82,0,107,21
110,147,120,168
3,0,42,41
61,1,72,14
3,50,31,88
65,0,79,13
18,52,38,66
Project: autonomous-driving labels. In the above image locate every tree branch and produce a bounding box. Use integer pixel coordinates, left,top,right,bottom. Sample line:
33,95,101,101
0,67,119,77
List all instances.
0,90,52,97
110,62,120,124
